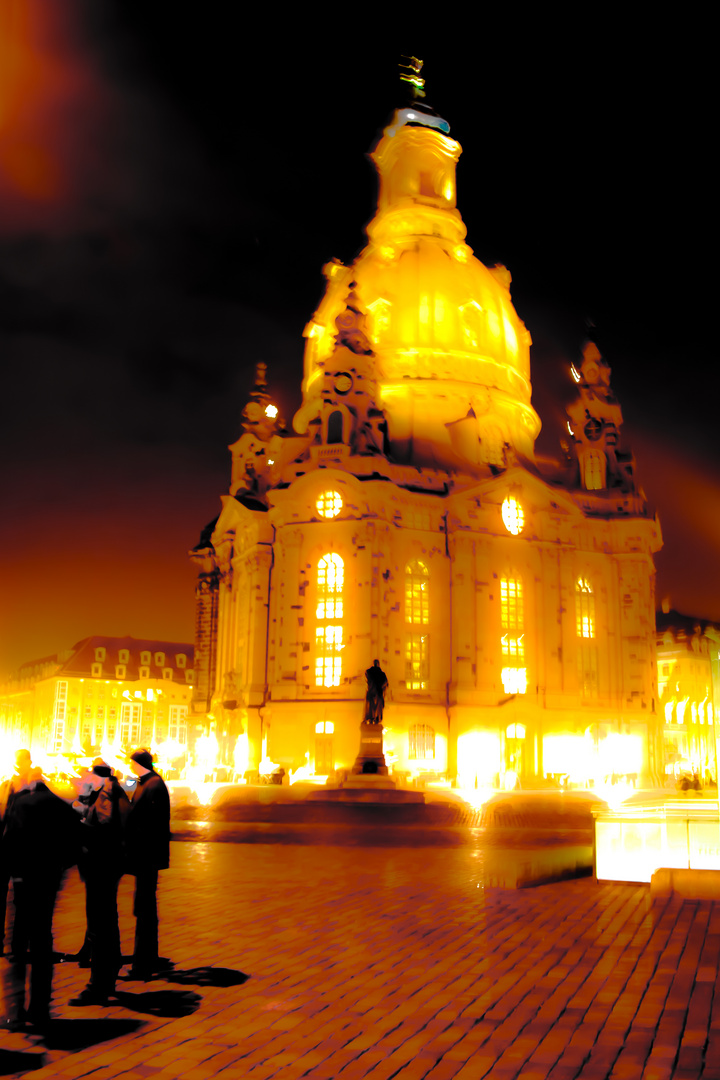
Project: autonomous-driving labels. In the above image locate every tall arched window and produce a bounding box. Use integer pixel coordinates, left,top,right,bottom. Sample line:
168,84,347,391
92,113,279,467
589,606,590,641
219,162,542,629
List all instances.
405,560,429,624
327,411,344,444
576,578,598,698
575,578,595,638
501,575,526,694
583,451,605,491
315,554,344,687
405,559,429,689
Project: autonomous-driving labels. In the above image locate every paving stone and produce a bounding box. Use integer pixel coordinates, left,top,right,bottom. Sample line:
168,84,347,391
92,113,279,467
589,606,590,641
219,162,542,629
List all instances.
3,841,720,1079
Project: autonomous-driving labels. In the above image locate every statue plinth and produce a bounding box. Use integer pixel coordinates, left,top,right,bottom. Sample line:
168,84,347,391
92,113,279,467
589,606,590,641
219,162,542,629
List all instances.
352,721,389,777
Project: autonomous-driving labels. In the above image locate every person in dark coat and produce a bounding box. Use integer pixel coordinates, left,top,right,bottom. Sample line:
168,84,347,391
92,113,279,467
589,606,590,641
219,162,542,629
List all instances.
124,749,170,980
0,749,33,955
70,760,129,1006
1,777,80,1031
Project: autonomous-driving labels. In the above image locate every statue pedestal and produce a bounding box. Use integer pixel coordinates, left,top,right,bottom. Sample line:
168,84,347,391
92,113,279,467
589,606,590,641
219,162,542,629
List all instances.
352,721,389,777
310,716,428,801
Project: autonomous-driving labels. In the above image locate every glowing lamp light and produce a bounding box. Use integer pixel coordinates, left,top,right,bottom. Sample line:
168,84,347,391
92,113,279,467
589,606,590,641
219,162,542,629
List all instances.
265,404,278,418
456,731,501,792
196,733,219,769
234,733,249,778
501,496,524,535
501,667,527,694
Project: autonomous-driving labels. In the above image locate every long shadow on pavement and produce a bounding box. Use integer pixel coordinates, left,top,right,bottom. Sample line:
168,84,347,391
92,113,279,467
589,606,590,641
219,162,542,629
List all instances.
160,967,250,988
41,1017,145,1052
0,1048,45,1075
114,989,201,1018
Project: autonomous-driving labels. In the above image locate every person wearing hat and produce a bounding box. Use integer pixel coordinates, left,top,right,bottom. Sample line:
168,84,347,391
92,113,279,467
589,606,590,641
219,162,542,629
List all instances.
69,759,129,1006
0,749,34,956
124,749,170,980
1,768,80,1030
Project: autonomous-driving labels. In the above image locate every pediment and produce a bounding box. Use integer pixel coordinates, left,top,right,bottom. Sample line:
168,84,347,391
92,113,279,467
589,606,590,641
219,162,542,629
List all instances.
267,468,376,523
449,464,589,525
211,494,271,548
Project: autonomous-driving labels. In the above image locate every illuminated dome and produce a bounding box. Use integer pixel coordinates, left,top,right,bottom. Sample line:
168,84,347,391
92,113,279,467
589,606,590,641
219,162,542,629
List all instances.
298,100,541,469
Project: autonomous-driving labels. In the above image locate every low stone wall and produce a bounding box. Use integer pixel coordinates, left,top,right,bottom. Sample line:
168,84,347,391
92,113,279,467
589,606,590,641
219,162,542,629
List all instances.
651,868,720,900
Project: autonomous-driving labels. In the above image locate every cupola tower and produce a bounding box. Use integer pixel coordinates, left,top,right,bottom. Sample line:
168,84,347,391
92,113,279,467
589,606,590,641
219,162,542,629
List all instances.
296,65,540,472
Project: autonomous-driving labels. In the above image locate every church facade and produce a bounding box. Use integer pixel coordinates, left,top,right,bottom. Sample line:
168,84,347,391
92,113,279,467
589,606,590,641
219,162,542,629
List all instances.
190,80,662,789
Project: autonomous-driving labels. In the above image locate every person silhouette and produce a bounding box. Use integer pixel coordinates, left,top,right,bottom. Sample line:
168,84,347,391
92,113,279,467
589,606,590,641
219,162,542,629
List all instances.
124,750,170,980
0,749,34,956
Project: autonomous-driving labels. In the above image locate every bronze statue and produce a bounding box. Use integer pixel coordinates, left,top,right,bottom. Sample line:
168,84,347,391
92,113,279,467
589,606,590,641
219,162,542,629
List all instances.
364,660,388,724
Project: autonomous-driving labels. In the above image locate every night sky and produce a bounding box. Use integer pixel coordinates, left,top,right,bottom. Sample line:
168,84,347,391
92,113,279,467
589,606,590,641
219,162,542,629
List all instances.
1,2,717,677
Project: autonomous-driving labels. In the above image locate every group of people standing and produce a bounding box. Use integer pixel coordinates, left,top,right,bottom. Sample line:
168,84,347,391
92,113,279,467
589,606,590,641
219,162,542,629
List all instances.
0,747,170,1032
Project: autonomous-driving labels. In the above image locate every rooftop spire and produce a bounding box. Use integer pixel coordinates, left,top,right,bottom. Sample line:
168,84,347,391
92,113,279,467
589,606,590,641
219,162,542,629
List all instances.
398,56,426,101
386,56,450,137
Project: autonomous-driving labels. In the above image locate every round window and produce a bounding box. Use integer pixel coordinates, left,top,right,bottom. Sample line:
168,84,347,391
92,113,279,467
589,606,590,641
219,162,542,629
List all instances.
501,496,524,535
316,490,343,519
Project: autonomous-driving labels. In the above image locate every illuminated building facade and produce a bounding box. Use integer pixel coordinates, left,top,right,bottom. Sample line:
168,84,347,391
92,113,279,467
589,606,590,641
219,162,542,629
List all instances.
191,76,662,788
0,636,194,770
656,610,719,783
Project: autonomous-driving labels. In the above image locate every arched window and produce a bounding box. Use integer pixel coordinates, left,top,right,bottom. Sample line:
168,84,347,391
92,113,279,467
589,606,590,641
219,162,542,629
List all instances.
405,560,429,624
501,575,526,694
368,297,391,343
584,451,605,491
459,301,483,348
575,579,595,638
405,560,429,689
316,490,342,519
327,411,344,444
576,578,598,697
315,554,344,687
502,496,524,535
409,724,435,760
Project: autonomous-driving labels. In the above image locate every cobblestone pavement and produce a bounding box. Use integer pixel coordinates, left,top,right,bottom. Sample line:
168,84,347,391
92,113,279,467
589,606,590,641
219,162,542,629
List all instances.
1,839,719,1080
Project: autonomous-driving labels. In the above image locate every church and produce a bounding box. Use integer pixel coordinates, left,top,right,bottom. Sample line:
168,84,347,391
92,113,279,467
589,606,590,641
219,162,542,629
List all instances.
190,64,662,789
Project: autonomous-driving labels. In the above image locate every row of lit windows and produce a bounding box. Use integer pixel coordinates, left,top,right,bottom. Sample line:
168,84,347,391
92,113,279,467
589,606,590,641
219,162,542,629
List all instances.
314,555,433,689
89,663,192,682
499,577,596,696
664,700,714,724
312,560,598,694
93,647,188,668
51,704,187,754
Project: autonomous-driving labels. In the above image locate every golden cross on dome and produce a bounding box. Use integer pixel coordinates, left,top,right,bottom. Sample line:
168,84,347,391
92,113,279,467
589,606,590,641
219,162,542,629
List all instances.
399,56,426,100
